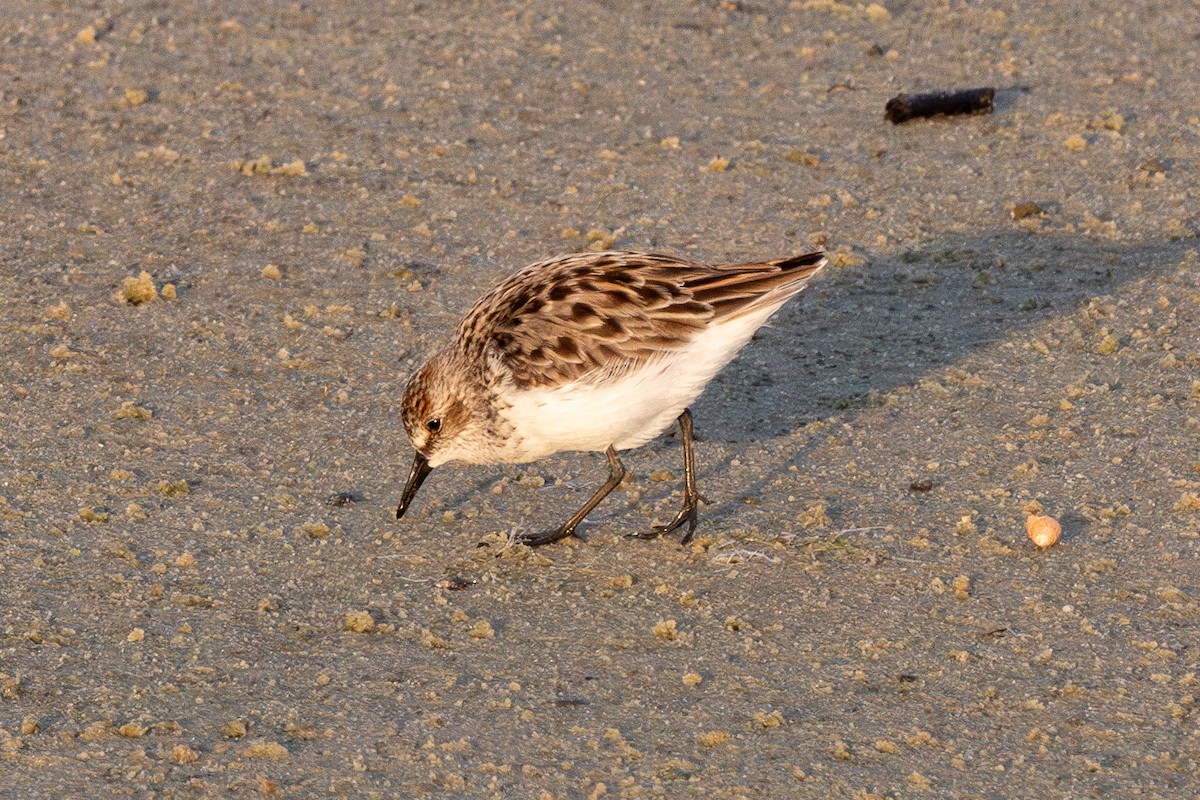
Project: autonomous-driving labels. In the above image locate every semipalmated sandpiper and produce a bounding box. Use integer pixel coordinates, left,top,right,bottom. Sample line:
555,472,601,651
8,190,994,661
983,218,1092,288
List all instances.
396,249,826,546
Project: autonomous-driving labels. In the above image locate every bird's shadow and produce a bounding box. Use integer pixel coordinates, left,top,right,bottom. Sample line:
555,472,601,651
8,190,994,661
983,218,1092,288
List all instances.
699,229,1190,443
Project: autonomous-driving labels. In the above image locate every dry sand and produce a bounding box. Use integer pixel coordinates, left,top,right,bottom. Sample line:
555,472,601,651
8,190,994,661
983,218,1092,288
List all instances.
2,1,1199,797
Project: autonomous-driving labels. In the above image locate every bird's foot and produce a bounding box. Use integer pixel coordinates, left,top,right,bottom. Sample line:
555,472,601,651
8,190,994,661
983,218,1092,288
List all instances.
515,525,583,547
628,495,700,543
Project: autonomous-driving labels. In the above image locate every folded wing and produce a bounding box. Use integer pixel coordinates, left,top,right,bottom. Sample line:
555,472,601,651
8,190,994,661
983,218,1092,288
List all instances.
458,250,825,389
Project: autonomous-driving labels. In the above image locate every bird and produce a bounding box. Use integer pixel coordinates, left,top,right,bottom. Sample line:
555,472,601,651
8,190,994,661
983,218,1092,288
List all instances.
395,249,827,546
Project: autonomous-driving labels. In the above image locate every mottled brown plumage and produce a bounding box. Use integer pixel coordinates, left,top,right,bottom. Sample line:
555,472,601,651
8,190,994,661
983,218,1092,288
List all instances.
455,251,825,388
396,249,827,546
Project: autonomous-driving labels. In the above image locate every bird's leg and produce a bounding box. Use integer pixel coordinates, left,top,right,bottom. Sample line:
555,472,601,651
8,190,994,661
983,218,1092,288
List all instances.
629,409,702,543
518,446,625,546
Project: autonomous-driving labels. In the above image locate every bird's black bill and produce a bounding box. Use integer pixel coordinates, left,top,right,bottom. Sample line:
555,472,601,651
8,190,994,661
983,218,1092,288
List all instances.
395,452,433,519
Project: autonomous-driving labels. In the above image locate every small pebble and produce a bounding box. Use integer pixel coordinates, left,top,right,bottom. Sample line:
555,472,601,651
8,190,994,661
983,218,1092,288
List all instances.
1026,514,1061,549
1011,201,1046,220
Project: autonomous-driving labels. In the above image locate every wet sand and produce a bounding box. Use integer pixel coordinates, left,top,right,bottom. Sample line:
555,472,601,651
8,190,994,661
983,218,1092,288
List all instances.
2,1,1199,797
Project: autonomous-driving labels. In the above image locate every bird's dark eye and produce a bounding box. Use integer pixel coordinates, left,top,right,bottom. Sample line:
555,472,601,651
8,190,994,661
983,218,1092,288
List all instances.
426,419,442,433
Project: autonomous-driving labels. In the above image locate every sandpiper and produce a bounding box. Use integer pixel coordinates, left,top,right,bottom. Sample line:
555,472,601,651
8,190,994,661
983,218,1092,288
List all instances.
396,250,826,545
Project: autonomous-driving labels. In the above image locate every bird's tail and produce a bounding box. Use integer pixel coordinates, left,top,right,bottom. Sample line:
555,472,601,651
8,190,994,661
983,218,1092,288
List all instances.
689,250,827,321
767,251,828,274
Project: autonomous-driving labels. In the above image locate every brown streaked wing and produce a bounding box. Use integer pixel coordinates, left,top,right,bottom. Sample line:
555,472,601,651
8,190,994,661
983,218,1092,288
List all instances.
456,252,711,388
455,251,822,389
685,251,825,322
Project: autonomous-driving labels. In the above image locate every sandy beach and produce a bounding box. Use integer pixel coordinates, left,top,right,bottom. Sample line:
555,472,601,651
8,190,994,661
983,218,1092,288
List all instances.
2,1,1199,796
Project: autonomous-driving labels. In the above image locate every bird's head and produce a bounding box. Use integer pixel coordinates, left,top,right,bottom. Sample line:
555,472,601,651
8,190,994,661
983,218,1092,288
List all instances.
395,350,476,519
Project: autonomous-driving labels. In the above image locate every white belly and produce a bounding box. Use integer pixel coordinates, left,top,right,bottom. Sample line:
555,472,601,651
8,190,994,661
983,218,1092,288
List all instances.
497,302,785,462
